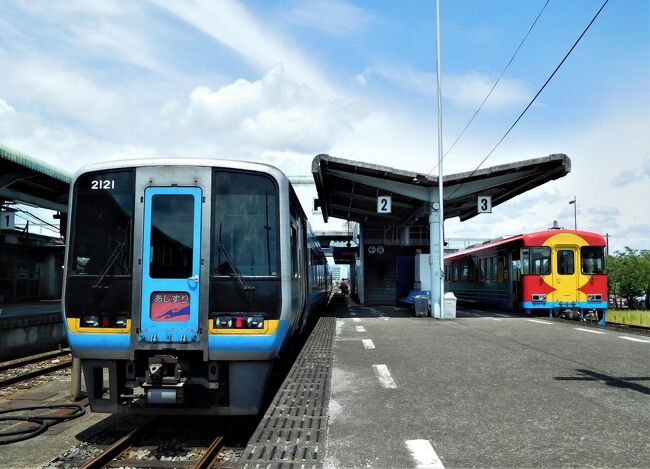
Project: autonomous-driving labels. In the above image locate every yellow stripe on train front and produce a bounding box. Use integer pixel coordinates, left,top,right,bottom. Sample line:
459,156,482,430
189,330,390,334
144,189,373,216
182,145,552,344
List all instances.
66,317,280,335
542,232,590,302
208,319,279,335
66,318,132,334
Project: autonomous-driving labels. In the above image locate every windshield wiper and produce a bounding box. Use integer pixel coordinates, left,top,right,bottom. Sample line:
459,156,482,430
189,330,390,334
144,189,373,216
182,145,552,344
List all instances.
92,221,130,289
217,243,256,293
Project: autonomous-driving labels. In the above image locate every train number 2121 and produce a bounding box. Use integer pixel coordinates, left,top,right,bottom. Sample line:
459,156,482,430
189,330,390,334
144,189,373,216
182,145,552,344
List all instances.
91,180,115,190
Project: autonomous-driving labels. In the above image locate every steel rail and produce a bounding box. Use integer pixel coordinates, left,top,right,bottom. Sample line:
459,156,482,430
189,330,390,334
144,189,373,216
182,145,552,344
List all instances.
0,361,71,389
192,435,225,469
0,348,71,373
81,418,155,469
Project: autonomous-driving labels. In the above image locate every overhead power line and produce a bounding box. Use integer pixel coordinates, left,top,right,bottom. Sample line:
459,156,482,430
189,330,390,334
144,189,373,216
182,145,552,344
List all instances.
445,0,609,202
428,0,551,176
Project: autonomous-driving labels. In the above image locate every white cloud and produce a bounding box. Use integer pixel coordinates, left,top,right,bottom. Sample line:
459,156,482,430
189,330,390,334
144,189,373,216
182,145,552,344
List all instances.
611,157,650,187
171,65,365,170
285,0,372,37
0,55,120,127
361,63,531,110
152,0,338,96
445,72,530,110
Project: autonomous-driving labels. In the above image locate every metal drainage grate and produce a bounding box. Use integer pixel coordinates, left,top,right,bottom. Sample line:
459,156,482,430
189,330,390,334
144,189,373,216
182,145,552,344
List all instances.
239,316,336,469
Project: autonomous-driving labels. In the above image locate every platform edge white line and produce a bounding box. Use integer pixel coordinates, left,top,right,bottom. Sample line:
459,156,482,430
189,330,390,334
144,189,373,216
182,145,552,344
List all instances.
362,339,375,349
372,364,397,389
405,439,444,469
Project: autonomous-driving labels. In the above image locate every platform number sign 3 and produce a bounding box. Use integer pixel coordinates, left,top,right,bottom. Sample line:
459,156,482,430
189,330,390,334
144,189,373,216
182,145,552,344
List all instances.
477,195,492,214
377,196,392,214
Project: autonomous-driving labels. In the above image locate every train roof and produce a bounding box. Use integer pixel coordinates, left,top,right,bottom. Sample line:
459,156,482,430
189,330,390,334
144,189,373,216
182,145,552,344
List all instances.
70,157,289,186
445,229,606,260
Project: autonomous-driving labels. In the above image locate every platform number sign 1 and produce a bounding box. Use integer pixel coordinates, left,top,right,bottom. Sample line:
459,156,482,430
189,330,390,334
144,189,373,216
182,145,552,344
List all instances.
1,211,15,230
377,196,392,214
477,195,492,214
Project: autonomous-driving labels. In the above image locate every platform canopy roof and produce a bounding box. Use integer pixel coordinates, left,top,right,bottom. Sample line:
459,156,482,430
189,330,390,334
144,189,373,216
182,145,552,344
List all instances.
312,153,571,224
0,143,71,212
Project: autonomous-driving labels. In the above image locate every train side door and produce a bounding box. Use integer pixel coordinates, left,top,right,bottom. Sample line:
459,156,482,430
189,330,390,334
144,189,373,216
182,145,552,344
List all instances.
552,246,579,304
140,187,202,343
510,249,521,310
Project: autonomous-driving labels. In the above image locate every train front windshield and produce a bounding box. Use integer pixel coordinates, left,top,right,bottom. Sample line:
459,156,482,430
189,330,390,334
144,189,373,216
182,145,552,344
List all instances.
581,246,605,274
68,170,135,278
212,170,279,277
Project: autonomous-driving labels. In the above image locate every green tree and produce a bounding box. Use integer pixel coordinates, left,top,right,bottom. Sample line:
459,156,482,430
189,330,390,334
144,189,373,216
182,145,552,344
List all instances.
607,248,650,309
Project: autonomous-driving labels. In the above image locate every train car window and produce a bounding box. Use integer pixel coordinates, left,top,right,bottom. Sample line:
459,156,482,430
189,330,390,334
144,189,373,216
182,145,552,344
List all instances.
512,260,521,281
496,256,505,283
291,224,298,278
521,248,530,274
487,257,494,280
557,250,575,275
581,246,604,274
212,170,279,276
150,195,194,278
469,256,477,281
452,261,460,281
530,247,550,275
461,259,469,281
69,170,134,276
479,258,486,281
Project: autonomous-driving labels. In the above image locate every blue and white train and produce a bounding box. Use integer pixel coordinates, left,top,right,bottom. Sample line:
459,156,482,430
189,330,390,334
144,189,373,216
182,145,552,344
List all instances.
63,159,330,414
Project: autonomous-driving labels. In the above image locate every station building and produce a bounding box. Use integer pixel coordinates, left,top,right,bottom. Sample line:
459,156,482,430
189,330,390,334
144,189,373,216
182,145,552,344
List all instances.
1,144,69,305
311,154,571,306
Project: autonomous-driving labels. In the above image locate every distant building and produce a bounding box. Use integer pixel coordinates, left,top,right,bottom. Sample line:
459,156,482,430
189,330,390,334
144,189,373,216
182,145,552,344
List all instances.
330,265,342,282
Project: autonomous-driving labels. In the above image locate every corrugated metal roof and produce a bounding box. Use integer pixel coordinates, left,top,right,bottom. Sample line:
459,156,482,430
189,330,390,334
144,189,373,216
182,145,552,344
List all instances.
0,143,71,183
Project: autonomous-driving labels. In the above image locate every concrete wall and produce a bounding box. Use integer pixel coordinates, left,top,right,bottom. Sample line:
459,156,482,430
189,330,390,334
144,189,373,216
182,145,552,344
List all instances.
0,313,67,361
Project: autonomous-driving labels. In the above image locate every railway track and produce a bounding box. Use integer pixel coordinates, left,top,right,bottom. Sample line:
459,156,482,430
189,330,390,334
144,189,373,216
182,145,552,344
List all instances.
0,349,72,389
48,415,250,469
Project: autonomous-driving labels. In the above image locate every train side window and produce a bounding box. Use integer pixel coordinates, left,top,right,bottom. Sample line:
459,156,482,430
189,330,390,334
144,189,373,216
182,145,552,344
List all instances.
479,258,486,281
557,250,574,275
452,261,460,281
521,248,530,274
461,259,469,281
469,256,477,281
496,256,505,283
581,246,604,274
290,224,298,278
530,247,550,275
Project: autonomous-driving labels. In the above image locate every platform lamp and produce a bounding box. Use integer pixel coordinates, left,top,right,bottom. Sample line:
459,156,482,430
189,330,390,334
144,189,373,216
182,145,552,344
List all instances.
569,196,577,230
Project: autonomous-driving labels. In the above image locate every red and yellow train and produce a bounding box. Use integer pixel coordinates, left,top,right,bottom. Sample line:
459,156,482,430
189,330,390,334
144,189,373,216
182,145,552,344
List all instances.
444,229,608,325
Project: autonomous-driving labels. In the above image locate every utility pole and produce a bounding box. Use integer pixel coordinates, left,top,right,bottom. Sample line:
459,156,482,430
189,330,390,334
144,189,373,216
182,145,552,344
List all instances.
429,0,445,318
569,196,577,230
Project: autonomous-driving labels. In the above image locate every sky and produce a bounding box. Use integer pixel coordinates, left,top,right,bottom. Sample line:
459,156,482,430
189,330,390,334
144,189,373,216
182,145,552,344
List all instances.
0,0,648,252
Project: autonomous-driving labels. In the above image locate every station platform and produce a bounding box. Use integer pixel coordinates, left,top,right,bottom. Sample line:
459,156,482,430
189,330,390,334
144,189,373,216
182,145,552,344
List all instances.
0,302,61,319
0,304,66,362
242,298,650,468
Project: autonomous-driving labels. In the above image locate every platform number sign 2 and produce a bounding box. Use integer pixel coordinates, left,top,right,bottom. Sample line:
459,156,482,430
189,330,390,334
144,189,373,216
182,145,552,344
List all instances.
477,195,492,214
377,196,392,214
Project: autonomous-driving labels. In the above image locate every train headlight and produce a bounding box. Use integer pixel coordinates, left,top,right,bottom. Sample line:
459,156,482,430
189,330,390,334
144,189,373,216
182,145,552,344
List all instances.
532,294,547,302
113,316,128,328
81,315,100,327
213,315,265,329
587,294,602,302
247,316,265,329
